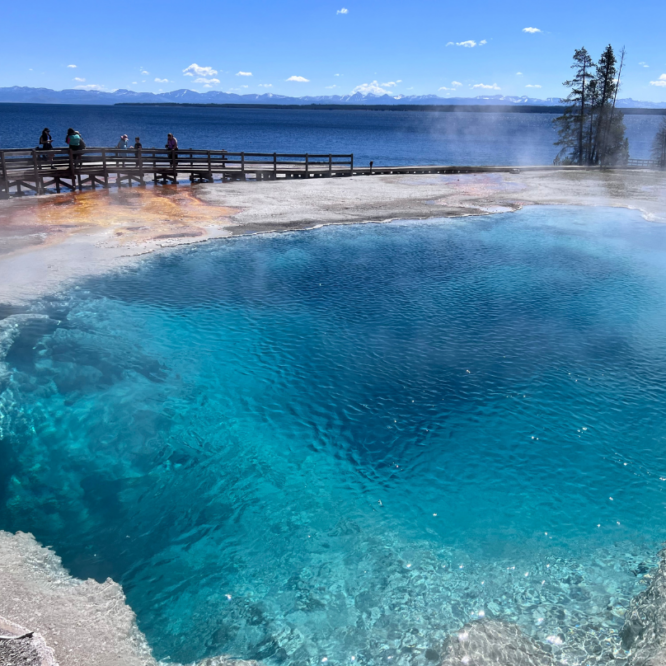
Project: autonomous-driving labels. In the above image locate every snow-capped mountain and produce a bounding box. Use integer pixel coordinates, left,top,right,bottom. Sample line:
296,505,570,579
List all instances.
0,86,664,108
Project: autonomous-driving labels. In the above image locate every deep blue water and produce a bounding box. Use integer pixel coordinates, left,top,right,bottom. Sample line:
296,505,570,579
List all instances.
2,207,666,664
0,102,663,164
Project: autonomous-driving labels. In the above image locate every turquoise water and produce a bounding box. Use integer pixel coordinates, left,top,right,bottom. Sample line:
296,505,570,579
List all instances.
2,206,666,665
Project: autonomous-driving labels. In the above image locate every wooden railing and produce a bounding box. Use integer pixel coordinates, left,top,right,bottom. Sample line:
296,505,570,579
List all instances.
627,158,664,169
0,147,355,196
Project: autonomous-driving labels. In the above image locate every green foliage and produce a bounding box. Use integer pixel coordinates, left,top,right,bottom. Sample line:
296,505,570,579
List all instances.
553,45,629,166
651,117,666,167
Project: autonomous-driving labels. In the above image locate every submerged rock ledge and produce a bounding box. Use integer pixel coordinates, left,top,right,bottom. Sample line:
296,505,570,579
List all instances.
0,531,258,666
1,529,665,666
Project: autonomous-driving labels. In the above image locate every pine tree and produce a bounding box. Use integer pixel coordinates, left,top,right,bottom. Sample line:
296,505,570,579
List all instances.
554,46,629,166
591,45,618,164
554,48,595,165
651,117,666,167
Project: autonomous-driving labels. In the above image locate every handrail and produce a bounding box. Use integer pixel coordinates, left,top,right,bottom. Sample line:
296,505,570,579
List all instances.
627,157,663,168
0,147,356,197
0,147,353,158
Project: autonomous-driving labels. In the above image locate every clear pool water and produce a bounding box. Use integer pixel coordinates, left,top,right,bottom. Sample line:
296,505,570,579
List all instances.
2,206,666,665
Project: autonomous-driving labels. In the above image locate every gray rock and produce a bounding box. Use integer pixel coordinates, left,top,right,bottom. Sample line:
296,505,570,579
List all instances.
621,550,666,666
439,620,558,666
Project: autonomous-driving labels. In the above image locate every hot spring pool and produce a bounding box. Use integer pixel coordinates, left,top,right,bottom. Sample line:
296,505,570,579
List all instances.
2,206,666,665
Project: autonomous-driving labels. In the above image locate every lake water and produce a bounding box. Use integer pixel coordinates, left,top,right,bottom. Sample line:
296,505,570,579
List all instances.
0,103,662,165
2,206,666,665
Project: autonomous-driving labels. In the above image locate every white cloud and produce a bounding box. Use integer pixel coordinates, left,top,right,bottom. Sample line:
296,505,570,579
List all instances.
439,86,454,91
334,73,341,77
381,81,401,87
75,84,104,91
471,83,501,90
67,64,77,68
155,78,169,83
337,8,348,13
132,81,138,85
325,85,337,89
525,84,542,88
195,77,220,84
236,71,252,76
522,27,541,33
451,81,462,86
258,83,273,88
650,74,666,87
639,62,649,68
183,63,218,77
456,40,477,47
351,80,390,95
479,40,487,45
286,75,309,82
73,77,85,82
241,85,248,88
516,72,523,76
141,70,149,75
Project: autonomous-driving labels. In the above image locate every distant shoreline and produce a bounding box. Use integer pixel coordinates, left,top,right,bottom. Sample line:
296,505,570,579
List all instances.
112,102,666,115
2,101,665,115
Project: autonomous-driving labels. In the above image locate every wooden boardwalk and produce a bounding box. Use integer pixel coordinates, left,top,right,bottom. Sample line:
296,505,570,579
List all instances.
0,147,356,197
2,146,658,199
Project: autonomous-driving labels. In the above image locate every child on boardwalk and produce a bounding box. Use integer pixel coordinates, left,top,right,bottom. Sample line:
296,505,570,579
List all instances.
166,133,178,166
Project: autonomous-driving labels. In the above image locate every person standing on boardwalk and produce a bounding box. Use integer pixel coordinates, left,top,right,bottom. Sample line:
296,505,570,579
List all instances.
39,128,53,151
166,133,178,166
38,128,54,164
66,128,85,164
116,134,129,149
134,137,142,150
66,128,82,147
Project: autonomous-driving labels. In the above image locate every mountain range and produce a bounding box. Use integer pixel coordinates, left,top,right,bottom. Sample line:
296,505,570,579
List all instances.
1,86,665,108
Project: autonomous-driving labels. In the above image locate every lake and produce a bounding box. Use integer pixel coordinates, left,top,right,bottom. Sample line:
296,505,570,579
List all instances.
0,103,662,165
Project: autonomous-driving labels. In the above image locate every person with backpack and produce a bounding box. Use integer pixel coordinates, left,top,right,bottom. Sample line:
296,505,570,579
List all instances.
66,128,85,165
39,128,53,151
38,128,54,164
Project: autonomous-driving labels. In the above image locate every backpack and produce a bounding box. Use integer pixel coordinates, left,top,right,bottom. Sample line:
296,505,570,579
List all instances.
69,134,81,147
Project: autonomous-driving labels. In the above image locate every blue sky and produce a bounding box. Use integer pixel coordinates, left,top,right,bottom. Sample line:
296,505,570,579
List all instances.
3,0,665,101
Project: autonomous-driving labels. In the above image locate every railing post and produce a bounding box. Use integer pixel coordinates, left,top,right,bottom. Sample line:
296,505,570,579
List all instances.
0,151,8,198
138,148,144,185
350,154,354,177
32,150,43,194
207,150,212,180
305,153,309,175
273,152,277,176
68,149,74,187
241,152,245,174
102,149,109,187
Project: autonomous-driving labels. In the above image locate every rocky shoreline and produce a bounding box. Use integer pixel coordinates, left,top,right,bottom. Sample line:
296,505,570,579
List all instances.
0,169,665,304
2,530,666,666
